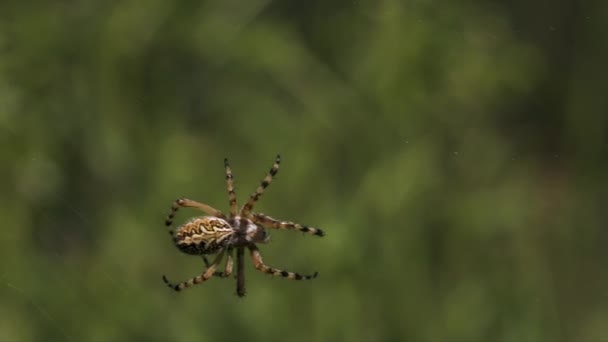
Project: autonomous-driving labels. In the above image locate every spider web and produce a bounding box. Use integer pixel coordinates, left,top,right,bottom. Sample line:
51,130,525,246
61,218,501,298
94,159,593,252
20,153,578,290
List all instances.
2,128,130,341
2,279,74,341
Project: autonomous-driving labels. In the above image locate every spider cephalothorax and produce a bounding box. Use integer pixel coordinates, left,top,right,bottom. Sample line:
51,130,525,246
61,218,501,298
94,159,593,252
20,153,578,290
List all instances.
163,155,324,297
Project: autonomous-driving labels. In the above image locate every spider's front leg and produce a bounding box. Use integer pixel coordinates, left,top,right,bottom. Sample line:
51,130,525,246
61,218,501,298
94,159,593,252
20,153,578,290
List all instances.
224,158,239,218
248,244,318,280
163,251,226,291
252,213,325,237
240,154,281,217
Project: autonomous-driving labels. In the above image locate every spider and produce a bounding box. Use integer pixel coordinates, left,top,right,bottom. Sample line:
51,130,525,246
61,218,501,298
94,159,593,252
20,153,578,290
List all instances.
162,154,324,297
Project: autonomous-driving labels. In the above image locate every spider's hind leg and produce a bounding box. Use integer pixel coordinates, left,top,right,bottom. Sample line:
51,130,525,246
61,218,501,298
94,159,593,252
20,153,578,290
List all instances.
202,248,234,278
248,245,318,280
163,251,226,291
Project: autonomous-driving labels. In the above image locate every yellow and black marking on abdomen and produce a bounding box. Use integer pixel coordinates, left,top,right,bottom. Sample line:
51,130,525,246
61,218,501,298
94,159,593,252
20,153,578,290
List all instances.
174,217,234,255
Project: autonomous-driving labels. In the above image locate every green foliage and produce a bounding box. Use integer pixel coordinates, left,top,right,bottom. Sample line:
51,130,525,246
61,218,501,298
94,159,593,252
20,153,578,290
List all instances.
1,1,607,341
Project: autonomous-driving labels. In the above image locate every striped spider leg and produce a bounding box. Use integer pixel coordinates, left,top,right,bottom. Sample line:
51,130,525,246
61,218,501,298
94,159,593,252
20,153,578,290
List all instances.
251,213,325,237
248,244,318,280
163,249,226,291
241,155,321,281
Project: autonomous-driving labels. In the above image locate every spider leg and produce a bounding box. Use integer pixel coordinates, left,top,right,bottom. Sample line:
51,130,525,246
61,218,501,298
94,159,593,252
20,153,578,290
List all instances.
202,248,234,278
236,247,246,297
224,158,238,218
165,198,226,229
248,244,318,280
202,255,210,267
240,154,280,217
252,213,325,237
163,251,225,291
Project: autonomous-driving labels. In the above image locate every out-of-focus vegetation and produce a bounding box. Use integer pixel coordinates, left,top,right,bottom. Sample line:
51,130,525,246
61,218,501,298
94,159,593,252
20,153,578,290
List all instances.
1,1,607,341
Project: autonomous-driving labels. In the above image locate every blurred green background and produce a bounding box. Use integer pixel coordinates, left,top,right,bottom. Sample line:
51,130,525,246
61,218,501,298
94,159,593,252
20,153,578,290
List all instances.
1,1,607,341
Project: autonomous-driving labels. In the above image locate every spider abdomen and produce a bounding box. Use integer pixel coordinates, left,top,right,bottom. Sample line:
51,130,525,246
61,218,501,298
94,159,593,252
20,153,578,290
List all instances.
174,216,234,255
